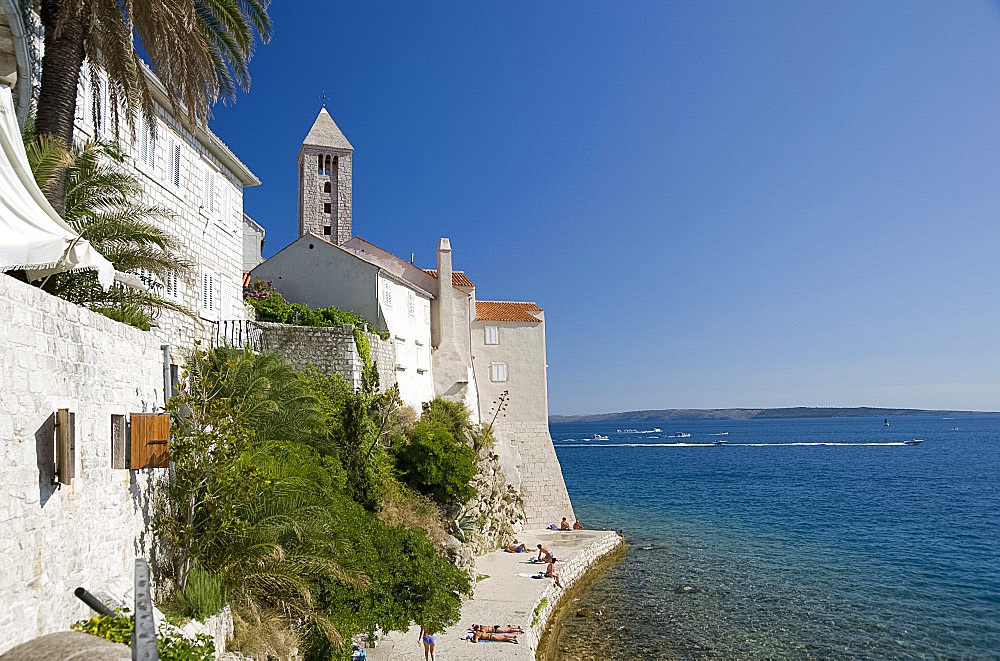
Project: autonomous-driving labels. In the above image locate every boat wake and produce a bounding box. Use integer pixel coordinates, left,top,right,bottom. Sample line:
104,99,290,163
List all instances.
557,441,919,448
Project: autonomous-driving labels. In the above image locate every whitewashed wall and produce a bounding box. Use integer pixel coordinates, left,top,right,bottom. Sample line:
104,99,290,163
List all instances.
376,273,434,412
0,276,165,654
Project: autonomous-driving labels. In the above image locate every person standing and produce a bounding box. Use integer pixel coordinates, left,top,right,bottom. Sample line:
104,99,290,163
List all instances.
419,625,436,661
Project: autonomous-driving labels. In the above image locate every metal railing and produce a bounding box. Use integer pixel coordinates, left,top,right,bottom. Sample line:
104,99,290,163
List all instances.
211,319,263,351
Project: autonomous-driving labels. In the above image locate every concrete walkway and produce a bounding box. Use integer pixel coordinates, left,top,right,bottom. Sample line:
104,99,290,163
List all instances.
368,529,622,661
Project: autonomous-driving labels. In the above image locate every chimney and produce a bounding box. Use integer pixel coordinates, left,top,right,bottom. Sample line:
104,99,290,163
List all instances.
434,238,453,349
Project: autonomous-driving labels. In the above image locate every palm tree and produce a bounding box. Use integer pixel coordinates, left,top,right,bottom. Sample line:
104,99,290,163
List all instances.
34,0,272,211
24,117,191,329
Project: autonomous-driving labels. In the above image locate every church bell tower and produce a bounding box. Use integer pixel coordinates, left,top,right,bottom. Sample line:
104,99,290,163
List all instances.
297,106,353,243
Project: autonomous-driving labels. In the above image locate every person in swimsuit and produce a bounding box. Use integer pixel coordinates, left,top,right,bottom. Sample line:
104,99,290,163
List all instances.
473,630,518,643
560,517,571,530
536,544,553,563
471,624,524,633
573,518,584,530
503,541,527,553
545,557,562,588
418,626,436,660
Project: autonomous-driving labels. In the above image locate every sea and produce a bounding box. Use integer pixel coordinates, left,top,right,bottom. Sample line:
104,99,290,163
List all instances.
547,416,1000,660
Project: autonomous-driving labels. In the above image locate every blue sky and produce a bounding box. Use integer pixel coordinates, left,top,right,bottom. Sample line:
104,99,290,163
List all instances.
209,1,1000,414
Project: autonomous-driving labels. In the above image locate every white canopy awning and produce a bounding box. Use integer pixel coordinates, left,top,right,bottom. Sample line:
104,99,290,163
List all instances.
0,84,115,290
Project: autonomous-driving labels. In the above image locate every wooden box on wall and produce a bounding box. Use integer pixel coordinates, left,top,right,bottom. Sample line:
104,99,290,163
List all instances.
129,413,170,469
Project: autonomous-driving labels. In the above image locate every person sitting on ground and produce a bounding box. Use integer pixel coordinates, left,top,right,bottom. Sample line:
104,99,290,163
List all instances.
473,630,519,643
545,557,563,588
503,540,527,553
536,544,553,563
560,517,571,530
471,624,524,633
573,518,584,530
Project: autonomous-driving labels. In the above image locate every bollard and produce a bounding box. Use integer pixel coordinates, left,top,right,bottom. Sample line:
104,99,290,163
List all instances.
74,587,116,617
133,558,159,660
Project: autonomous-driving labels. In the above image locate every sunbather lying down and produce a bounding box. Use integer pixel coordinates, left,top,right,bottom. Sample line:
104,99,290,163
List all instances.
472,631,518,643
471,624,524,633
503,542,527,553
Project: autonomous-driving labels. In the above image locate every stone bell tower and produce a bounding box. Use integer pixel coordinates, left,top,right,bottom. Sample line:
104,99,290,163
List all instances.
297,106,353,244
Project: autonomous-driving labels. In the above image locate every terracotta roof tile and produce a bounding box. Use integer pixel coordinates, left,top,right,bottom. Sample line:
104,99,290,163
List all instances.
242,271,252,289
475,301,542,322
422,269,475,288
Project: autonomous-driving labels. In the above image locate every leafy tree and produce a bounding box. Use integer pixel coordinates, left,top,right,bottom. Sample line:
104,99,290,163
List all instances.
394,421,477,506
34,0,272,211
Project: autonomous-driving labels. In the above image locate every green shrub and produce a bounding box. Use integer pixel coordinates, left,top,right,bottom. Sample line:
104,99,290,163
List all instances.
177,566,227,619
394,421,476,505
245,281,377,332
72,611,215,661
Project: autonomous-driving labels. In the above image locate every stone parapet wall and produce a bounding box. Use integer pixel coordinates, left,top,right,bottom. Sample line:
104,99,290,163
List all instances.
494,420,574,528
258,322,396,393
526,531,624,653
0,276,165,654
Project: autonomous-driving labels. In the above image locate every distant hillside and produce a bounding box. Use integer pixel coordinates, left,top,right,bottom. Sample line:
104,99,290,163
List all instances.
549,407,996,423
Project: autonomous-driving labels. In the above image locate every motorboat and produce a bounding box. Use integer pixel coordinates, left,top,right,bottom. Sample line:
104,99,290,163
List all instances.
593,434,610,441
712,439,727,445
673,432,691,438
903,439,924,445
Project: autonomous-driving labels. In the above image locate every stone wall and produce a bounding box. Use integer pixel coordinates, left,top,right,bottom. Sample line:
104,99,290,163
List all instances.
258,322,396,393
0,276,165,654
526,531,624,653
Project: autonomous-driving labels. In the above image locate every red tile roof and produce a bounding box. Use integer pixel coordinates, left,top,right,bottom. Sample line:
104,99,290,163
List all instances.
422,269,475,288
242,271,252,289
475,301,542,322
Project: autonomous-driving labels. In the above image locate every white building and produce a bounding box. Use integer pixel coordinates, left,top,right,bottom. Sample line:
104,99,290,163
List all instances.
71,68,259,350
471,300,574,527
250,233,436,412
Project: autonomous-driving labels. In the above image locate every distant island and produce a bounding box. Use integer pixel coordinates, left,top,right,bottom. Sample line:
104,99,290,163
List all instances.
549,406,997,423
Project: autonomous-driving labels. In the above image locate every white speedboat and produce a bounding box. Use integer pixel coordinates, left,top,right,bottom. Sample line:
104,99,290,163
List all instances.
712,439,727,445
593,434,610,441
673,432,691,438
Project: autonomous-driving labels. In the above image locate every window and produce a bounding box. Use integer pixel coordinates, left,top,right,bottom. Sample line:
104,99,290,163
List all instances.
324,182,331,193
395,338,406,367
323,225,331,235
163,272,180,299
383,281,392,308
416,342,428,372
424,304,430,325
485,326,499,345
324,202,331,214
407,292,415,317
490,362,508,382
168,139,181,187
217,180,230,223
111,414,126,469
76,73,86,121
95,76,110,137
138,118,156,169
200,267,217,316
202,167,216,213
317,154,324,174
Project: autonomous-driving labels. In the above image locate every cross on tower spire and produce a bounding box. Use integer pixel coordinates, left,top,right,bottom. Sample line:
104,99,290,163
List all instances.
319,91,328,107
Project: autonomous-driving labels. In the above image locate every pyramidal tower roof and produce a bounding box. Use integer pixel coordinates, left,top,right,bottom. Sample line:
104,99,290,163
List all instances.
301,107,353,151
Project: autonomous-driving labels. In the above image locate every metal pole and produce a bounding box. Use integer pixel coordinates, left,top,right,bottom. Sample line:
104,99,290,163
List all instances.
160,345,171,408
133,558,158,661
74,587,116,617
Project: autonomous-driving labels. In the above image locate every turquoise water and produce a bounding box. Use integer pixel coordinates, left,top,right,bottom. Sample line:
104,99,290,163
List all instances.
550,416,1000,659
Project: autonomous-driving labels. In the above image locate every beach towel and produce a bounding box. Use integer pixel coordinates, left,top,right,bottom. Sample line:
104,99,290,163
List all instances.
515,572,536,578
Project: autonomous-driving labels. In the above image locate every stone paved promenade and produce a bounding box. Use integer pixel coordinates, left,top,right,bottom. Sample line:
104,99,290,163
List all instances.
368,529,622,661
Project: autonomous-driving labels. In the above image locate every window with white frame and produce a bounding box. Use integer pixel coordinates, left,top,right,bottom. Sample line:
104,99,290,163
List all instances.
163,272,180,299
202,166,216,214
200,267,218,317
217,179,230,223
76,73,86,121
484,325,499,345
407,291,415,317
383,281,392,308
424,303,430,325
168,138,181,188
416,341,428,372
95,76,110,137
137,117,156,169
490,362,508,382
394,338,406,367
